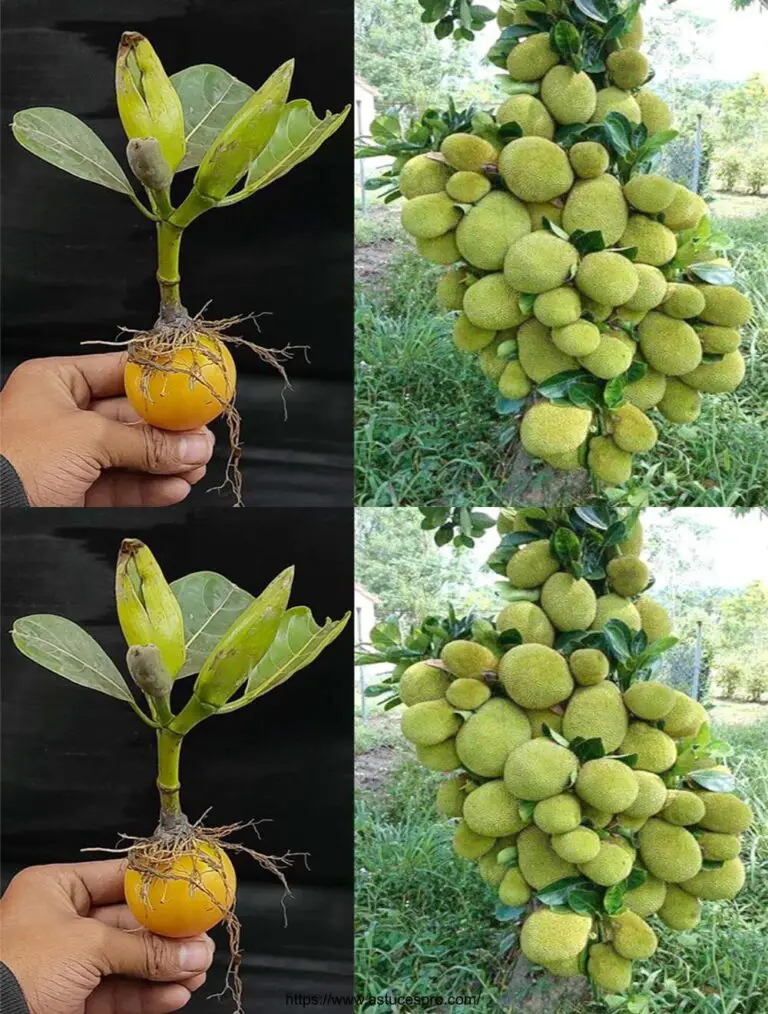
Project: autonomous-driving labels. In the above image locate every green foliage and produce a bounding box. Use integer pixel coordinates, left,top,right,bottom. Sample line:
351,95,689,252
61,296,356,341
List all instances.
418,506,496,548
417,0,496,42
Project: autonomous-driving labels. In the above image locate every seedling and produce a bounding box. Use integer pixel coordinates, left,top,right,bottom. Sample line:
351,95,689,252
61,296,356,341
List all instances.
12,34,350,503
11,539,350,1009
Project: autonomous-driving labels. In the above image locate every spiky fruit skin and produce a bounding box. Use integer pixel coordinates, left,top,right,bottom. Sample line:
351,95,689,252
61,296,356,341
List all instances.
697,832,742,862
563,682,629,753
498,867,532,906
620,723,677,774
639,313,703,376
496,601,555,646
446,678,491,711
519,403,593,460
569,648,609,686
638,819,703,883
621,215,677,267
588,943,633,993
579,839,634,886
506,539,560,588
611,911,657,961
580,332,634,380
636,599,671,643
417,738,461,772
540,66,597,124
662,790,706,826
680,858,746,901
464,273,527,330
607,49,649,90
569,141,609,178
517,319,578,383
437,267,470,310
453,819,496,859
400,153,453,199
400,192,462,240
662,691,707,739
637,90,672,134
504,231,579,294
441,640,497,679
657,377,702,423
682,351,746,394
527,201,563,230
453,313,496,353
621,771,668,820
517,825,577,889
478,849,507,888
440,133,497,173
663,283,707,319
552,320,601,356
456,190,531,270
499,361,533,399
500,643,575,710
436,775,467,817
534,288,583,329
695,285,753,327
576,251,638,305
445,170,491,204
576,758,639,812
520,909,593,966
562,175,629,246
695,792,753,834
506,33,559,81
498,136,574,203
416,232,461,265
504,737,579,800
606,555,650,596
541,572,598,631
400,662,452,706
588,436,633,486
623,263,668,313
456,697,532,778
624,174,677,214
624,682,676,721
552,826,602,863
533,793,582,835
497,94,555,139
658,884,702,930
611,405,658,454
698,326,741,355
401,699,461,747
591,593,642,631
527,709,563,738
463,779,527,837
592,87,642,125
624,873,667,917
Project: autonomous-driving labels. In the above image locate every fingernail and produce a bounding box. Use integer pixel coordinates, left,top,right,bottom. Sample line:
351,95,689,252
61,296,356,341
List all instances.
179,940,212,971
179,434,212,465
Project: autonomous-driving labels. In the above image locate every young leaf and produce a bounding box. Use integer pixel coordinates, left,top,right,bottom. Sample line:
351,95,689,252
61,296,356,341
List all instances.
12,615,134,702
12,108,135,196
171,64,254,170
688,768,736,792
170,571,254,678
222,99,350,204
688,262,736,286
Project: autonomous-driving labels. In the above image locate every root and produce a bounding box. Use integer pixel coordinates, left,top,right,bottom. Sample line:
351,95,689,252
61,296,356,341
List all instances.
84,306,309,507
83,814,308,1014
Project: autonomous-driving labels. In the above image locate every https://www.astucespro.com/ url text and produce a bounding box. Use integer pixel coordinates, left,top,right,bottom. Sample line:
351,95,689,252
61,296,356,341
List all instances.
285,993,482,1007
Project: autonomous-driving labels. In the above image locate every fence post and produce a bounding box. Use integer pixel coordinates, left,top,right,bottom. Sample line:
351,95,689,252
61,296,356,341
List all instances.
692,112,703,194
692,619,703,701
356,604,367,723
356,98,367,215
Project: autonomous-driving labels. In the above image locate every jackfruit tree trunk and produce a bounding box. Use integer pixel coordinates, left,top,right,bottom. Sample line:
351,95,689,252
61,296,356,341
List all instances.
503,442,592,506
504,952,591,1012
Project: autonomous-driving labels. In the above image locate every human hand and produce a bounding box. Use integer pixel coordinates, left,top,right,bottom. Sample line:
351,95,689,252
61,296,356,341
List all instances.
0,352,215,507
0,858,215,1014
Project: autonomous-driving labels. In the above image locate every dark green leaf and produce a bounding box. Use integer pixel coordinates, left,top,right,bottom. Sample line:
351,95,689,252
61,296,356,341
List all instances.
496,396,526,415
572,737,606,762
571,229,606,255
496,902,526,922
537,876,587,906
498,628,524,648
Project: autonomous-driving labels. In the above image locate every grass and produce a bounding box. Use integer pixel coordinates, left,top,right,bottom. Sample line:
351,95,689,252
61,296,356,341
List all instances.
355,716,768,1014
354,207,768,507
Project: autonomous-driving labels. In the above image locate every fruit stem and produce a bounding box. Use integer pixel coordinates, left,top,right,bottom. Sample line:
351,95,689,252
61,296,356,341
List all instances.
156,219,185,321
156,726,184,826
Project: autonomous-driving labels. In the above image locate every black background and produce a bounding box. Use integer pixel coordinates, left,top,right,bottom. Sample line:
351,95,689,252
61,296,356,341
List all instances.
0,507,353,1009
1,0,353,506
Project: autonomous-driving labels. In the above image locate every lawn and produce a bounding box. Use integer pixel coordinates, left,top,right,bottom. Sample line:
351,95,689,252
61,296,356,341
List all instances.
354,710,768,1014
354,200,768,507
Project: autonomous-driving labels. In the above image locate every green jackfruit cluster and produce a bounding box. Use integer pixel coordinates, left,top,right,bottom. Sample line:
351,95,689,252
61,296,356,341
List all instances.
563,682,628,753
441,639,497,678
455,697,531,777
399,661,452,706
569,648,609,686
496,601,555,646
500,643,575,709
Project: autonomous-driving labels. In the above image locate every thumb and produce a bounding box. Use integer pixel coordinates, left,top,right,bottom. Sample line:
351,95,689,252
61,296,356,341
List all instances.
95,418,214,476
99,926,214,981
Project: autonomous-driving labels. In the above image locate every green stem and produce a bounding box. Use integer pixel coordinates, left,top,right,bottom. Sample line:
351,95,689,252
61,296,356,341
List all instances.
157,727,184,826
156,220,185,320
170,186,219,230
170,691,219,737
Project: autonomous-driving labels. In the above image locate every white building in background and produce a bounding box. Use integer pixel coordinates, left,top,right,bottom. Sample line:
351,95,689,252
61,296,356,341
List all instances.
354,582,379,646
354,75,379,140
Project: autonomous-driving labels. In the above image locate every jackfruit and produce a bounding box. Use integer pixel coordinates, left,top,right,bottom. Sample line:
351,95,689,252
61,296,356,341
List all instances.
681,350,745,393
440,133,497,173
527,709,563,738
456,697,532,777
634,598,670,642
624,681,676,721
607,49,649,90
541,571,598,631
534,287,582,329
541,447,584,471
416,232,461,265
657,376,702,423
552,319,601,356
588,435,633,486
463,779,526,837
562,175,629,246
620,722,677,773
446,678,491,711
499,360,533,399
662,283,706,319
417,738,461,771
504,737,579,800
695,792,753,834
540,65,597,124
453,313,496,353
606,554,650,596
504,231,579,294
400,153,453,199
662,790,706,826
618,519,644,557
498,866,532,906
621,770,668,820
577,757,639,812
441,640,497,679
579,839,634,886
517,320,578,382
464,273,527,331
661,691,707,739
611,404,658,455
519,402,593,459
695,284,752,327
569,141,610,179
588,943,632,992
576,251,638,305
697,832,741,861
400,661,452,706
621,215,677,267
618,11,644,48
639,312,702,376
436,775,469,817
527,201,563,230
401,699,462,747
622,263,668,312
580,331,634,379
623,174,677,214
506,538,560,588
562,681,629,753
591,592,642,631
506,33,559,81
478,836,517,886
638,819,703,882
445,170,491,204
680,857,745,900
533,792,582,834
592,87,642,125
582,803,614,829
698,325,741,355
569,648,609,686
497,601,555,646
623,368,667,411
661,185,707,232
520,908,593,965
624,873,667,917
611,910,657,962
479,336,509,382
500,643,575,710
453,819,496,859
581,296,614,322
613,307,648,326
517,825,578,889
636,90,673,135
499,136,574,203
456,190,531,270
401,192,462,240
553,826,601,863
437,267,470,310
658,883,701,930
497,94,555,139
545,954,583,978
